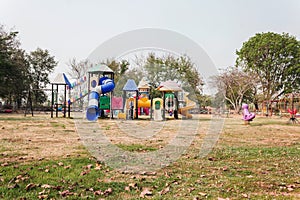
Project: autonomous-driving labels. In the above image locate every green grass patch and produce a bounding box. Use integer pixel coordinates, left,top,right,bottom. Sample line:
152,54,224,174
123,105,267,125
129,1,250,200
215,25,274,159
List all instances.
116,144,158,152
0,157,126,199
50,122,66,129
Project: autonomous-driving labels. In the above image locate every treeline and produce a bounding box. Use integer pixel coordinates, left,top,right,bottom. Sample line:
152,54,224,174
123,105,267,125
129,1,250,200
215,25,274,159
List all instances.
0,25,57,109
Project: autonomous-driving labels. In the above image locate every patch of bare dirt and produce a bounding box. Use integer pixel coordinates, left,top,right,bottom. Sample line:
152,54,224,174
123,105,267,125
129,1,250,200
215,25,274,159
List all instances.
0,114,85,164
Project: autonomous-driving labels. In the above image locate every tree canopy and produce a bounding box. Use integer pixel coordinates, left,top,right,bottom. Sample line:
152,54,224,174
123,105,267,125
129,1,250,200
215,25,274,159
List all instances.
236,32,300,101
141,53,204,101
0,25,57,108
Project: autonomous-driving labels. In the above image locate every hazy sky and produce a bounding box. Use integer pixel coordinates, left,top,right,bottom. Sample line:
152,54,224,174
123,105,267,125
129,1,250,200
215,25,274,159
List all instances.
1,0,299,75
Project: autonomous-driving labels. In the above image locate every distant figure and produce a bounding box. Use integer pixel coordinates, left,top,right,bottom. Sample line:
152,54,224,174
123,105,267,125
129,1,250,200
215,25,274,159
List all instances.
242,104,255,122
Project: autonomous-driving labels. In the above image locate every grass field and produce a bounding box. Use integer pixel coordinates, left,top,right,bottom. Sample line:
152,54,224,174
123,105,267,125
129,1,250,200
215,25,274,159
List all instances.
0,113,299,199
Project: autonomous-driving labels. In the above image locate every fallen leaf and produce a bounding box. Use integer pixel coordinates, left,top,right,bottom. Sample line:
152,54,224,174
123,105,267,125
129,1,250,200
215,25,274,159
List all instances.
58,162,64,166
1,162,9,167
141,171,157,176
41,184,52,189
26,183,37,191
159,186,170,195
64,165,71,169
59,190,73,197
222,166,229,171
38,195,48,199
241,193,248,198
80,170,90,176
104,188,113,196
8,183,19,189
52,185,63,190
140,188,152,198
164,171,170,178
84,164,93,169
94,190,103,195
198,192,207,196
125,186,130,191
38,189,47,195
95,163,102,170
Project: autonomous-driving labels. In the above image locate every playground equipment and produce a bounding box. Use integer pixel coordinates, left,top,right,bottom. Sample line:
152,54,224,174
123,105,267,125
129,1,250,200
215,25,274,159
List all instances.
242,103,255,124
86,65,115,121
287,93,299,124
165,92,177,117
157,80,182,120
137,97,151,115
122,79,139,120
137,78,151,116
178,93,196,119
153,98,163,121
50,73,69,118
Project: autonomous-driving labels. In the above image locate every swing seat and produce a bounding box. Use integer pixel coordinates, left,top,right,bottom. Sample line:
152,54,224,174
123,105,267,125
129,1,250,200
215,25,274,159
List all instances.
288,108,297,115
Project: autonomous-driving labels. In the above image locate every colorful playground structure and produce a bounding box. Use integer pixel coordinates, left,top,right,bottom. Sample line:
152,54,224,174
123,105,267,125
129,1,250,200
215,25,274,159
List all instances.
52,64,198,121
85,65,115,121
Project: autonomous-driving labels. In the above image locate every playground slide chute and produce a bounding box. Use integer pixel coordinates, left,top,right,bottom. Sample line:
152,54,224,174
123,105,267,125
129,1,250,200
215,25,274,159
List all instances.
179,94,196,119
86,77,115,121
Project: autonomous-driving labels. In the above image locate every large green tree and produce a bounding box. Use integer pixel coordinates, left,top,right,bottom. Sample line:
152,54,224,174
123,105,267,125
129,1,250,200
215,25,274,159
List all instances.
142,53,204,101
236,32,300,102
28,48,57,105
0,25,30,107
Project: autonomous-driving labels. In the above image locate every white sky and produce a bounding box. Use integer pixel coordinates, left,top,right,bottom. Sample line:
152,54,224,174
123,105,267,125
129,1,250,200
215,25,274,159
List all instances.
1,0,299,76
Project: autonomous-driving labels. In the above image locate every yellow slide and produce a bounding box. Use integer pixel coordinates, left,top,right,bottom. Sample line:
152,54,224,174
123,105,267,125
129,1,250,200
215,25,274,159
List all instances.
179,94,196,119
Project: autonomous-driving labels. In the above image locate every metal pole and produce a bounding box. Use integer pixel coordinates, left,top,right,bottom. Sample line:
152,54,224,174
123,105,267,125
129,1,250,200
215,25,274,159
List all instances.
51,84,54,118
63,84,66,118
163,92,166,121
56,84,58,118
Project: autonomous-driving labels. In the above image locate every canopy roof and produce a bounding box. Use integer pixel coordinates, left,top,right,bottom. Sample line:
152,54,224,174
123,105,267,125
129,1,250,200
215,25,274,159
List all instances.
158,80,182,92
138,78,150,89
88,64,113,74
123,79,138,91
51,73,67,85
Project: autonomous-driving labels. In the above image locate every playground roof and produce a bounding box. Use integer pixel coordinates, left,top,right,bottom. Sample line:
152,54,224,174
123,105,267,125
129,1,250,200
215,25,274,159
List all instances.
123,79,138,91
138,78,150,89
88,64,113,74
51,73,67,85
158,80,182,92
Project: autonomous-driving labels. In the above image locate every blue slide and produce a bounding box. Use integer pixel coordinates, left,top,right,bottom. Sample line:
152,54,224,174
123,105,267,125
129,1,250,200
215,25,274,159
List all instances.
86,77,115,121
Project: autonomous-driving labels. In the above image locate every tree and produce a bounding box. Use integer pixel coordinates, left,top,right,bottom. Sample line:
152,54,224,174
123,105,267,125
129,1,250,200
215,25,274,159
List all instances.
0,25,30,108
67,58,90,79
103,59,130,84
211,67,257,113
142,53,204,100
236,32,300,103
28,48,57,105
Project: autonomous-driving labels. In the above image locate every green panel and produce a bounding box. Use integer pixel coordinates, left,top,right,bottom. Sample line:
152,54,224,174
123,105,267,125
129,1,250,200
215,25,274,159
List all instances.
155,101,161,110
165,92,175,99
99,96,110,109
